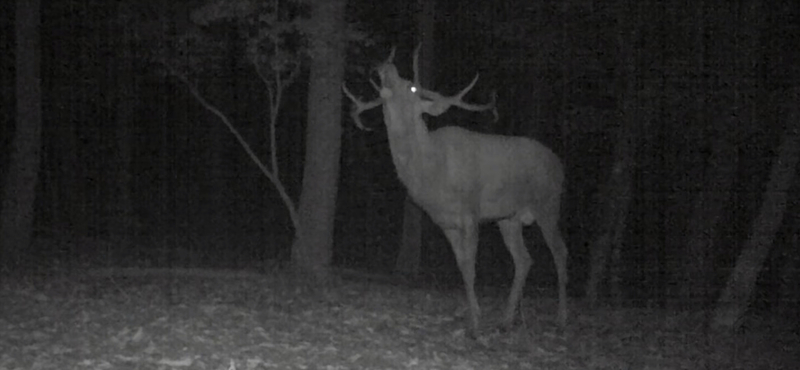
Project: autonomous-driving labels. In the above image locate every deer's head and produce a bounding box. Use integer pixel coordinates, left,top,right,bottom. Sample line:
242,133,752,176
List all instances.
342,45,498,131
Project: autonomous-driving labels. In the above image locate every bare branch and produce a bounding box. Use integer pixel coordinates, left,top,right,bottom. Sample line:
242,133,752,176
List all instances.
252,56,280,178
412,43,422,87
167,68,299,232
283,62,300,86
369,78,381,92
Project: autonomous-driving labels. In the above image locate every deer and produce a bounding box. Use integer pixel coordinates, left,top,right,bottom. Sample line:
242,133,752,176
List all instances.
342,46,568,337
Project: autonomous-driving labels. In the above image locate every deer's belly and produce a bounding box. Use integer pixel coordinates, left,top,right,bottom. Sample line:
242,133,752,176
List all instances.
411,194,519,228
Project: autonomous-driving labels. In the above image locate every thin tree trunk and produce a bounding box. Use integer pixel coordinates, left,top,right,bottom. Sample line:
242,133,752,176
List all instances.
396,0,436,277
675,0,711,309
586,153,635,305
680,130,737,308
109,16,137,255
713,117,799,330
711,0,769,329
111,84,136,256
209,46,232,263
291,0,347,277
777,233,800,313
1,0,42,271
585,0,638,306
778,232,800,315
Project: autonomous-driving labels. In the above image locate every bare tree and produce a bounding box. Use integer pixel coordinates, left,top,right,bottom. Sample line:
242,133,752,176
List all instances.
713,99,799,330
584,0,641,306
167,1,303,235
109,3,139,250
679,124,738,308
1,0,42,270
290,0,348,276
121,0,359,276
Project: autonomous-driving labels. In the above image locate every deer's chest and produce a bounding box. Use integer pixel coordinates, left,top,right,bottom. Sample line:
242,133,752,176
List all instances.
400,160,479,224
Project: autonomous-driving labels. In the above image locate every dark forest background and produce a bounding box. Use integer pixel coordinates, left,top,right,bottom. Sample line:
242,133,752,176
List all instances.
1,0,799,327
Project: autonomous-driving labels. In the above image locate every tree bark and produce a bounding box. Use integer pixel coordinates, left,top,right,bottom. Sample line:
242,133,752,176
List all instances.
585,155,634,305
395,0,436,277
109,17,138,253
777,233,800,313
675,0,710,309
713,117,799,330
680,130,737,308
1,0,42,271
584,0,639,306
291,0,347,277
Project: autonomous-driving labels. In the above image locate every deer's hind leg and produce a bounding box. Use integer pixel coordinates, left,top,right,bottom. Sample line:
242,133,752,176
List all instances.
498,217,532,329
538,211,569,327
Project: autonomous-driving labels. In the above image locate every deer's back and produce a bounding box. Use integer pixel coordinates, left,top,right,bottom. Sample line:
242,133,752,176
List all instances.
424,126,564,222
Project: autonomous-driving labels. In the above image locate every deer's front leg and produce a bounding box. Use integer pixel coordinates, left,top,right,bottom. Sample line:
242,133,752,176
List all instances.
498,218,532,330
443,219,480,337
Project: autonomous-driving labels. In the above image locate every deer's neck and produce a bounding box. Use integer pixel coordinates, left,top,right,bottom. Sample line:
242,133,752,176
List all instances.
383,108,438,195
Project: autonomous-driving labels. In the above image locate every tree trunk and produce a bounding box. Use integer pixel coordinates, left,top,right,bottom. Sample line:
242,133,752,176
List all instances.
680,130,737,308
209,62,231,264
585,0,639,306
395,0,436,277
109,19,138,255
777,233,800,313
1,0,42,271
585,156,634,305
290,0,347,278
675,0,710,309
712,115,799,330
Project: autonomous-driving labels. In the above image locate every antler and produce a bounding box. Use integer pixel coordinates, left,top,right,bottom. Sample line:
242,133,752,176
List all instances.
417,76,499,121
341,84,380,131
343,45,498,130
341,47,402,131
410,44,498,122
384,46,396,66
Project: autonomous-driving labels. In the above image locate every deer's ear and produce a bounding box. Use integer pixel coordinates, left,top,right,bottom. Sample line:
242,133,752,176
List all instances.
421,100,449,116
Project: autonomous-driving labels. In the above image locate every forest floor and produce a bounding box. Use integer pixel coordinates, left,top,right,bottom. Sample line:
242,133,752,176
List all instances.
1,265,797,370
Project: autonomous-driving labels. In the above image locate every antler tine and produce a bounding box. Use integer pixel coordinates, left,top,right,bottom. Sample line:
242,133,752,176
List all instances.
341,84,380,131
451,73,497,113
384,46,397,66
372,46,397,75
412,43,422,86
416,74,478,103
421,74,494,111
415,73,497,119
369,78,381,92
454,74,480,101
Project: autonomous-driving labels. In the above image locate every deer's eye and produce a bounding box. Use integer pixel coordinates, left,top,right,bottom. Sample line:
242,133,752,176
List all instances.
410,85,418,93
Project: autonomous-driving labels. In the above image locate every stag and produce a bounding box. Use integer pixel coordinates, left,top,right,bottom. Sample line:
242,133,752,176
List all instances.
342,46,568,336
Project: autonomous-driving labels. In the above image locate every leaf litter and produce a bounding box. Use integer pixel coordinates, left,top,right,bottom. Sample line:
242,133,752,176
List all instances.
0,269,797,370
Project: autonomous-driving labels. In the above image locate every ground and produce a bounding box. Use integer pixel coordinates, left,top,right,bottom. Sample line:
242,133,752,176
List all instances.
0,266,797,370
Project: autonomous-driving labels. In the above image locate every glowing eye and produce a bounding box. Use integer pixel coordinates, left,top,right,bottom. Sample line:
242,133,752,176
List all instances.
410,86,417,93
